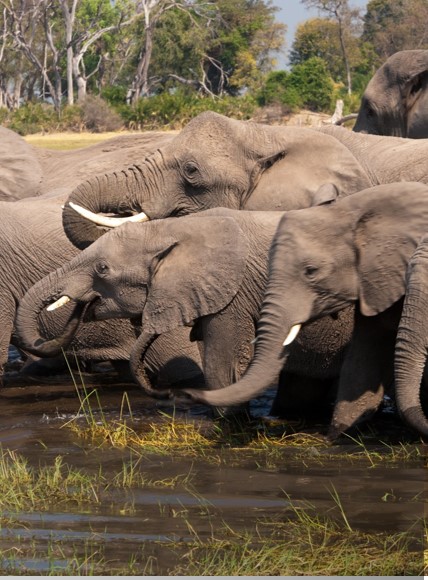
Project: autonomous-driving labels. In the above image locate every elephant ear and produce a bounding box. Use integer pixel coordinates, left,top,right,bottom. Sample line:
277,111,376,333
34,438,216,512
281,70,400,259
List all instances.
142,216,249,335
354,183,428,316
311,183,339,206
244,151,286,206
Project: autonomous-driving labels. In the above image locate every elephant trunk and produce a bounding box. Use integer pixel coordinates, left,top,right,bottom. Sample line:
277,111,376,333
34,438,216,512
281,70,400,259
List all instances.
15,267,86,358
63,167,148,249
181,261,310,408
394,248,428,437
130,331,172,398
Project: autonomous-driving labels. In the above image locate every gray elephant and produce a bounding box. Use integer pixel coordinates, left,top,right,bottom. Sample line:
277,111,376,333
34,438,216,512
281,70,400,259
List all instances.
0,126,44,201
0,125,174,202
14,206,354,417
61,112,428,247
353,50,428,138
179,182,428,438
0,193,202,388
0,129,202,387
394,237,428,437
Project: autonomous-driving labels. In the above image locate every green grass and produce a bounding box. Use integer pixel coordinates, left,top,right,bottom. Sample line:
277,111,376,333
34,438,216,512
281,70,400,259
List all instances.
0,446,193,513
0,537,154,576
171,507,426,576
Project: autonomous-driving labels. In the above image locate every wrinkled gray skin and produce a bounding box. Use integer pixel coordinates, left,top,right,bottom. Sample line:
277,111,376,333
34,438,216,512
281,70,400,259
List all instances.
0,129,202,388
395,236,428,437
0,127,44,201
353,50,428,138
15,208,354,416
62,112,428,249
181,183,428,438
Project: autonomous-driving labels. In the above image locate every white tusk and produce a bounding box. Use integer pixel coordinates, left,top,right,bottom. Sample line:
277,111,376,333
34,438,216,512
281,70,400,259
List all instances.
68,202,149,228
250,337,258,344
47,296,71,311
283,324,301,346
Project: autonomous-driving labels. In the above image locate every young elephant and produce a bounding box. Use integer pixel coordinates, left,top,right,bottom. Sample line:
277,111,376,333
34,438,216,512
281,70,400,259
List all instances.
181,182,428,438
15,208,354,417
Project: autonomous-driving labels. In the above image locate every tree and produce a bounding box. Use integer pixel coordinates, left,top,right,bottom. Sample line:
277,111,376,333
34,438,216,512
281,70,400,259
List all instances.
287,56,334,111
126,0,212,105
301,0,361,94
362,0,428,66
257,57,334,112
290,18,347,80
127,0,286,101
1,0,64,111
60,0,141,104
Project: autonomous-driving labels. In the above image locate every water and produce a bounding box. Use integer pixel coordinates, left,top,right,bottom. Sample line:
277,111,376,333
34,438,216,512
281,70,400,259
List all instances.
0,357,425,574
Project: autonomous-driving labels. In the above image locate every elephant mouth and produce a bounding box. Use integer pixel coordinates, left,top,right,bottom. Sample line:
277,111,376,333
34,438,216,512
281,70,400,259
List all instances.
46,294,100,320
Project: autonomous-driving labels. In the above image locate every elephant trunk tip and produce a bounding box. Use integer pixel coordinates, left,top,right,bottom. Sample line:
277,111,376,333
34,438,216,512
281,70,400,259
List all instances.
401,406,428,439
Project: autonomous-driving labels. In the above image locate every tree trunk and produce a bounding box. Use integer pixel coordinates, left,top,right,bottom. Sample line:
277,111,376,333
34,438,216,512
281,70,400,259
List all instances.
129,22,154,105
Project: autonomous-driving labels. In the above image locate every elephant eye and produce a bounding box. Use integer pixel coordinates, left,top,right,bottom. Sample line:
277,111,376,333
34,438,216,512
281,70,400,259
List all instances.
304,265,319,278
95,261,110,276
183,161,200,180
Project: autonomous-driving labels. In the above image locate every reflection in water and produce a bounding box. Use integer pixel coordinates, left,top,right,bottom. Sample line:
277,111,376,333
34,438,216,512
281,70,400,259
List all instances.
0,363,425,574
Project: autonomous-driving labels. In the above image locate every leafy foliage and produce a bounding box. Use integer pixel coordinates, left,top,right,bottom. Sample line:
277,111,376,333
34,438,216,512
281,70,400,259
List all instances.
256,58,335,113
362,0,428,66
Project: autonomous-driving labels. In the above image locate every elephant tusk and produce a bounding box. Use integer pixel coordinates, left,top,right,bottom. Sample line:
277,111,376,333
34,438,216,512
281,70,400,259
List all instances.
283,324,301,346
47,295,72,311
68,202,149,228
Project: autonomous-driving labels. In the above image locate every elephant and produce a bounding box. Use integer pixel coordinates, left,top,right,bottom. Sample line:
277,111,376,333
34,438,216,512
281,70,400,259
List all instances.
178,182,428,438
0,128,202,387
14,206,355,418
61,111,428,248
0,126,44,201
0,124,174,201
394,236,428,437
353,50,428,138
0,193,202,389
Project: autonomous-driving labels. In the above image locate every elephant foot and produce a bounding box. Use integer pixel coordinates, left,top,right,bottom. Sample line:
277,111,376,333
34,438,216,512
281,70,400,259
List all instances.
271,372,336,422
20,356,70,378
329,389,384,439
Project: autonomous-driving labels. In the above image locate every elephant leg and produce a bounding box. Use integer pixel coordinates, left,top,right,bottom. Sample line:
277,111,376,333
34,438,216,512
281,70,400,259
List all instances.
0,296,17,384
328,305,400,439
271,370,337,421
200,309,255,414
143,328,205,392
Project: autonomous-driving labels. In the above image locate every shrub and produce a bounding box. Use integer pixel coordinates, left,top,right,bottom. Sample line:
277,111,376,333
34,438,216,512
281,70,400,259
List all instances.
258,59,335,113
81,95,123,132
119,92,256,130
101,85,128,107
256,71,303,113
287,57,335,112
7,103,55,135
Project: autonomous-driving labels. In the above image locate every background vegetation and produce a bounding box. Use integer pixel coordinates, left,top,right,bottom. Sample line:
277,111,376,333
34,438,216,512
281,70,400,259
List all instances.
0,0,426,134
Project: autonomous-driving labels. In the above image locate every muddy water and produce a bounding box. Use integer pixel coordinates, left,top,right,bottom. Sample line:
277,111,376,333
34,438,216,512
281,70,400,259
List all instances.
0,360,426,574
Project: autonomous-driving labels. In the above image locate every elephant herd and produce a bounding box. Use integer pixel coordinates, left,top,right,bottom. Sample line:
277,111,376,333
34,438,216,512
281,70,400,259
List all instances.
2,49,428,442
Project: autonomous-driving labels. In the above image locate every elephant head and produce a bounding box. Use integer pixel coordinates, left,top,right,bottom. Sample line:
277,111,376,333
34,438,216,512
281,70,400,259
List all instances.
62,111,372,249
395,236,428,437
353,50,428,138
15,214,249,394
182,182,428,435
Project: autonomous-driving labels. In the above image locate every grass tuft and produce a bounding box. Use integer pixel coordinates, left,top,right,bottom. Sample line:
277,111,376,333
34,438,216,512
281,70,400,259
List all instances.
171,504,425,576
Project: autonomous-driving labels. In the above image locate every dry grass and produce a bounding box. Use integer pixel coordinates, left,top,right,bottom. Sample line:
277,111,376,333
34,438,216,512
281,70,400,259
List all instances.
23,130,139,150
